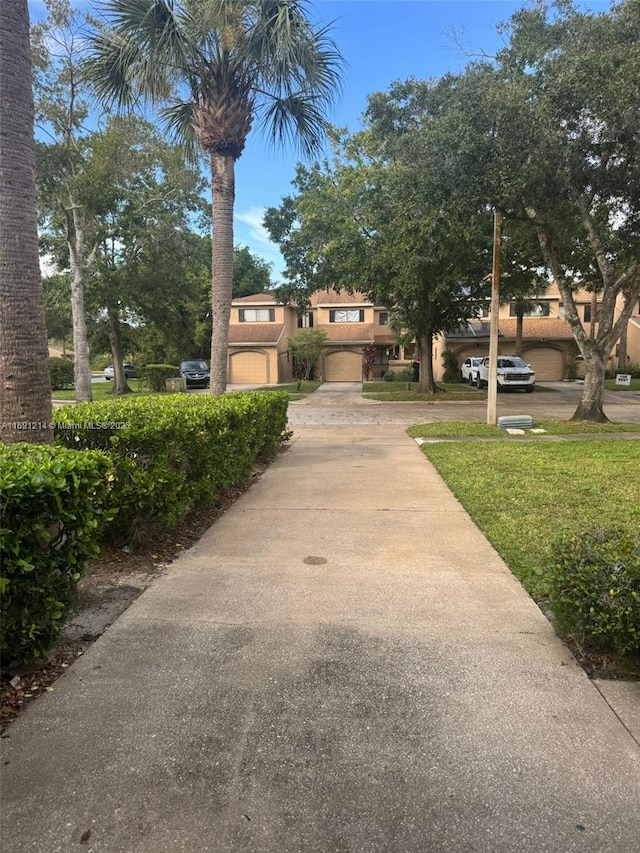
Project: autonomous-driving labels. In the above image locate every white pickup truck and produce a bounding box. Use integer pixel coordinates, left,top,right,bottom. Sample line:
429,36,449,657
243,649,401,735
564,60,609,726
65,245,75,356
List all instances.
476,356,535,392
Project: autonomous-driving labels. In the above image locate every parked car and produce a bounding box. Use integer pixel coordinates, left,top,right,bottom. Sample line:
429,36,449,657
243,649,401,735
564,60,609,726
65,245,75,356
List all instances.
476,356,535,392
460,356,485,385
104,363,137,380
179,360,210,388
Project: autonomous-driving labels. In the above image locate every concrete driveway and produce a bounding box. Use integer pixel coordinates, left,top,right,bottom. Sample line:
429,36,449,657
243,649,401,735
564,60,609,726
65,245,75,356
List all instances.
287,380,640,427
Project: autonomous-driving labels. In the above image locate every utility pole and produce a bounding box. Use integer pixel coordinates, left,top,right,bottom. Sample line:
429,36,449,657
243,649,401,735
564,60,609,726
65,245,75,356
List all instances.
487,209,501,425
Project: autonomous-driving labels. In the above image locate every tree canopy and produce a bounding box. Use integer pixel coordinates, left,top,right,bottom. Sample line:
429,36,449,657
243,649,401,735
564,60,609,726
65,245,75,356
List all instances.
85,0,345,393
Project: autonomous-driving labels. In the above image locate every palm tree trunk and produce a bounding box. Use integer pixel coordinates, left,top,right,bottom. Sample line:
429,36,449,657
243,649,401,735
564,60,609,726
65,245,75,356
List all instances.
209,153,235,395
67,206,92,402
0,0,53,444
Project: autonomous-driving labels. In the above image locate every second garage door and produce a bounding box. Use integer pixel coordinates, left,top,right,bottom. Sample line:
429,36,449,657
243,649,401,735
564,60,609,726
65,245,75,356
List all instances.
229,351,268,384
523,347,565,381
324,350,363,381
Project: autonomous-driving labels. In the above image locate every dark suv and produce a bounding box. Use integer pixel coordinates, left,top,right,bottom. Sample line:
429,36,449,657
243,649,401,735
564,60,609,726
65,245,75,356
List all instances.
179,360,210,388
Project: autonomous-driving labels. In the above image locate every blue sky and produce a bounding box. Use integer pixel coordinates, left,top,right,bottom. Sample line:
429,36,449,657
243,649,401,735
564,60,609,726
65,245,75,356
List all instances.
29,0,612,281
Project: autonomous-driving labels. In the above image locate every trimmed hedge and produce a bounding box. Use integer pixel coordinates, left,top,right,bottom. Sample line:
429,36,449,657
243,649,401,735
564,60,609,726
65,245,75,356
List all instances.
547,527,640,658
49,356,74,390
54,392,288,546
0,444,112,666
140,363,180,391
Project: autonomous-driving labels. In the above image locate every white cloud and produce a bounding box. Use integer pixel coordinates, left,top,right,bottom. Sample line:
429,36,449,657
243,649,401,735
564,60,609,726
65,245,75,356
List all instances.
234,207,274,249
234,206,286,278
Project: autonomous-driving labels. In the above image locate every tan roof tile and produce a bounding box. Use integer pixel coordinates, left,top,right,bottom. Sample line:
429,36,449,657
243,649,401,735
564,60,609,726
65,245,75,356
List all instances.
228,324,285,344
310,289,372,306
317,323,375,343
374,334,398,346
232,292,280,304
498,318,574,339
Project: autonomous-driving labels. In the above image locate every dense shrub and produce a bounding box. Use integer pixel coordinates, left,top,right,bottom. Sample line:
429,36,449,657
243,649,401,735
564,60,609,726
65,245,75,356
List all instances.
395,368,414,383
54,392,288,546
547,527,640,657
0,444,112,666
140,363,180,391
49,356,74,390
442,350,460,383
605,362,640,379
383,371,396,382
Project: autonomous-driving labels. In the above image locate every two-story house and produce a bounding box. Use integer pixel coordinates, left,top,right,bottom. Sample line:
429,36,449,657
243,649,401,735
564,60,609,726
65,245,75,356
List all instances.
228,283,636,384
227,289,394,383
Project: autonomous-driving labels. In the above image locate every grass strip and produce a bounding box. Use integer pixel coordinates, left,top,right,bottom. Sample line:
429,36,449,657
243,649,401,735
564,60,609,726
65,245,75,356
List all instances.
419,439,640,601
408,419,640,438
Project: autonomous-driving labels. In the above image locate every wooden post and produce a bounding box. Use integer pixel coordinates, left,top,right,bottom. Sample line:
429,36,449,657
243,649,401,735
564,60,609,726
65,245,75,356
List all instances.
487,209,501,425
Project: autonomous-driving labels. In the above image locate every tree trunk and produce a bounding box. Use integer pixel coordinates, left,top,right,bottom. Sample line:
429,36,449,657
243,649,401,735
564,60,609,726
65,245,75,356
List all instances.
209,153,235,395
514,311,524,357
107,310,131,395
68,207,92,402
617,320,628,368
571,352,608,422
0,0,52,444
417,332,437,394
589,290,597,340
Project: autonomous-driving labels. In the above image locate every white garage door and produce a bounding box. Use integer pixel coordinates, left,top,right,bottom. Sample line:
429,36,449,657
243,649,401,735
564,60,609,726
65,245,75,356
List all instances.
523,348,564,381
325,350,362,381
229,351,268,384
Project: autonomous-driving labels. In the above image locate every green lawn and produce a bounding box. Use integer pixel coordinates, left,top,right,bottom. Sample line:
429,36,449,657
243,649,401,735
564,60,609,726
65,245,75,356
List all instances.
408,418,640,438
52,380,152,401
253,380,322,400
604,378,640,391
363,381,554,401
417,438,640,601
53,380,322,402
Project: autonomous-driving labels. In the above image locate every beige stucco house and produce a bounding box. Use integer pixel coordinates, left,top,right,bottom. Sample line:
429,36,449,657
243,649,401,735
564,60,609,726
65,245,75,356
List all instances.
227,283,637,384
227,293,298,384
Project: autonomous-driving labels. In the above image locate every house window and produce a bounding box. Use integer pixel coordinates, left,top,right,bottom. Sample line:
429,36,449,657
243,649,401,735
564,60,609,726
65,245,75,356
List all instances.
583,304,591,323
239,308,275,322
378,312,389,326
297,312,314,328
329,309,364,323
509,302,550,317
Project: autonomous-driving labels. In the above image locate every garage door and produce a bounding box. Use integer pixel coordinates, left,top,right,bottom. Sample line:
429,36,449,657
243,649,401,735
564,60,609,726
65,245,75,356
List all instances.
229,351,268,384
325,350,362,381
523,348,564,381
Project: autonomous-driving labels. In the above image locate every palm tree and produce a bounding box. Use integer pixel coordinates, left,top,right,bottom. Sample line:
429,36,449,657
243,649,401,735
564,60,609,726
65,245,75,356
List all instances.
85,0,344,394
0,0,53,443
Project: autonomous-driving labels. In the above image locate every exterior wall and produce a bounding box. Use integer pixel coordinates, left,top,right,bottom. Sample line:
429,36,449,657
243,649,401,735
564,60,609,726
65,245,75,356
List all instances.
623,318,640,365
228,295,299,384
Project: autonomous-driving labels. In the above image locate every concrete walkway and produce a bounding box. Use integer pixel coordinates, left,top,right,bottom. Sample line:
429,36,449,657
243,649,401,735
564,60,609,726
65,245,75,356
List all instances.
2,386,640,852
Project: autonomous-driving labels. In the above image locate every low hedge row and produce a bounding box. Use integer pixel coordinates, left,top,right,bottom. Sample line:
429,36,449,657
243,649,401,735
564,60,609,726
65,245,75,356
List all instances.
547,526,640,659
0,444,112,666
1,392,288,666
54,391,289,546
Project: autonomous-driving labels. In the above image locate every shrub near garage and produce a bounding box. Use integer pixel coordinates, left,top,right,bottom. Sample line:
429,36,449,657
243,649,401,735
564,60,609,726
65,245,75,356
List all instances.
0,444,112,666
54,392,288,546
547,527,640,658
